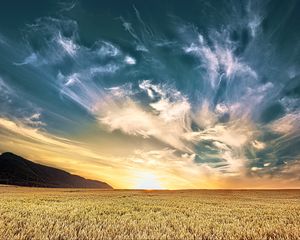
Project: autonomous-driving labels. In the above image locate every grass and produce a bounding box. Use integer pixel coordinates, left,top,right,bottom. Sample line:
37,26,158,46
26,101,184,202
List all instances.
0,186,299,240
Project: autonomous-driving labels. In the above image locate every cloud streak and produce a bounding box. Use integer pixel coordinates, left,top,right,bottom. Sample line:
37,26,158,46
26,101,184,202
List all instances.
0,1,299,188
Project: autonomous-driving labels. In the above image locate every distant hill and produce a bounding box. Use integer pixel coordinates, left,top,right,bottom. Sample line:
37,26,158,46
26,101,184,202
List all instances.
0,152,112,189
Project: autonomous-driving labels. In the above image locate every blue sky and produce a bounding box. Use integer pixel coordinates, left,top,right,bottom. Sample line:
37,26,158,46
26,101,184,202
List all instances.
0,0,299,188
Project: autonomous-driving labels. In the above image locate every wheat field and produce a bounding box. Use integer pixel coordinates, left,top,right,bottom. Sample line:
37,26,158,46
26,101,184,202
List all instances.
0,186,299,240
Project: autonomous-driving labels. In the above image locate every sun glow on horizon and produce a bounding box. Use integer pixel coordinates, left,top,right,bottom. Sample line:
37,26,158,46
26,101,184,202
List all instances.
134,172,163,190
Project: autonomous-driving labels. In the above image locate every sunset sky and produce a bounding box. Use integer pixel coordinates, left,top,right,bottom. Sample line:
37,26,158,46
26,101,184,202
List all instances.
0,0,299,189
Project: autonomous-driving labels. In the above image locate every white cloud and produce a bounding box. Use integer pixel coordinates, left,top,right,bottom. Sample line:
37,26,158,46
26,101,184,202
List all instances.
252,140,265,150
183,33,257,87
96,41,120,57
99,99,191,152
0,77,12,94
185,123,252,148
58,72,107,113
183,119,255,174
215,103,229,115
64,73,79,86
56,32,78,56
90,64,119,75
14,53,38,66
106,83,135,98
251,167,262,171
184,40,219,87
139,80,165,99
136,45,148,52
193,100,217,129
0,117,68,147
150,98,190,122
124,56,136,65
249,15,262,37
94,81,193,151
98,79,257,174
100,100,157,138
24,113,46,127
270,113,300,134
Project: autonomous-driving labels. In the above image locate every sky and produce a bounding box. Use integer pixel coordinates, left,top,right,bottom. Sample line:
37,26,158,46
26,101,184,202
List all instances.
0,0,299,189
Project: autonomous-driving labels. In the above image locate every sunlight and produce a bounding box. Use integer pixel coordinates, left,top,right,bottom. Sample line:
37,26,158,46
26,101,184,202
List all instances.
134,172,163,190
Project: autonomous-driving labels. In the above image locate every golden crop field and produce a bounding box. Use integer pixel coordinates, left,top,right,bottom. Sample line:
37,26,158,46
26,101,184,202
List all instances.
0,186,299,240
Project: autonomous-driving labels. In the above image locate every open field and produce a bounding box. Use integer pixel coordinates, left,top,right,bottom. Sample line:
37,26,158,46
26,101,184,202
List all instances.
0,186,299,240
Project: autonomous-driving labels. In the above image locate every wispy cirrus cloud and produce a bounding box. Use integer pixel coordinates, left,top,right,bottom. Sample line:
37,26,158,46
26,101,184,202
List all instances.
98,81,192,152
0,0,299,189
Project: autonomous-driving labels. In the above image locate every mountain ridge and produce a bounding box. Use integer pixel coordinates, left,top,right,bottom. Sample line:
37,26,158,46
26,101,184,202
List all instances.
0,152,112,189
